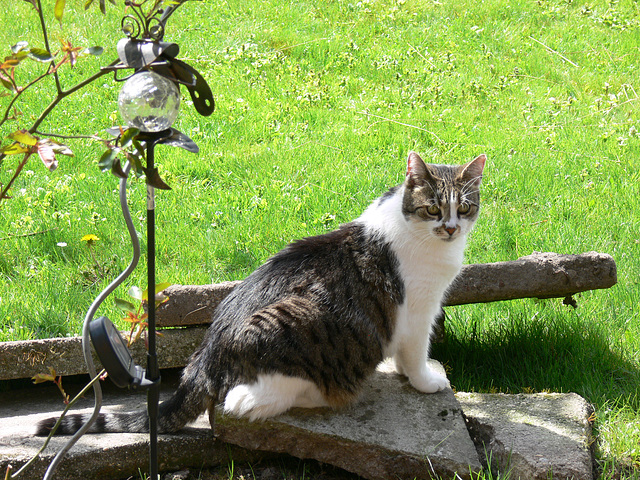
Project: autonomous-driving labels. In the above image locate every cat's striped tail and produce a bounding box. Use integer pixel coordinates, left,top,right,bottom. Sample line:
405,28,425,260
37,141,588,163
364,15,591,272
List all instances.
34,383,212,436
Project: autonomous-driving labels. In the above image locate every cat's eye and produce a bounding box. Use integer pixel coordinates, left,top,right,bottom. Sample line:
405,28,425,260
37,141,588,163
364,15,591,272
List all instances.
425,204,440,216
416,204,440,218
458,203,471,214
427,204,440,215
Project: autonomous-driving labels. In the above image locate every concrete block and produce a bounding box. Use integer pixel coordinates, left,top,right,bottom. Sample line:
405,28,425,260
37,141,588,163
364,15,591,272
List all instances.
0,327,208,381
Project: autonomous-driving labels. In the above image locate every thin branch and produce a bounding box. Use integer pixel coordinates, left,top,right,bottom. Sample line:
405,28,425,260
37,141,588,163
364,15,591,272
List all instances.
0,69,51,128
36,0,62,94
34,130,104,141
0,59,118,176
356,110,445,144
529,36,580,68
0,228,57,241
0,153,31,203
29,59,119,134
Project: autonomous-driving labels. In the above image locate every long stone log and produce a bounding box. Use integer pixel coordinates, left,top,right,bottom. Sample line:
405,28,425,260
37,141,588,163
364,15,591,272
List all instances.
156,251,617,328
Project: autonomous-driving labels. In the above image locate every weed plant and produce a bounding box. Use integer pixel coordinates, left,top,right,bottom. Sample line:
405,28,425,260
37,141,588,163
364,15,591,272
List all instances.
1,0,639,477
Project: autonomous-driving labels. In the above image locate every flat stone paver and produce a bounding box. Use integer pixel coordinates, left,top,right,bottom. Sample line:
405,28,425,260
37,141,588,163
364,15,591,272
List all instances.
216,360,482,480
0,373,264,480
0,365,594,480
457,392,594,480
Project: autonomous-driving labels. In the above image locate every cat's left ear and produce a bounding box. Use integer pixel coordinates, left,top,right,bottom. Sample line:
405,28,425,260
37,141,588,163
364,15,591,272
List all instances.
459,154,486,186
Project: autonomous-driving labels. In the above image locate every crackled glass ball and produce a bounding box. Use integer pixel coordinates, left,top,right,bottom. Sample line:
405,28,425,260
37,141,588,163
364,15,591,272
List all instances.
118,71,180,132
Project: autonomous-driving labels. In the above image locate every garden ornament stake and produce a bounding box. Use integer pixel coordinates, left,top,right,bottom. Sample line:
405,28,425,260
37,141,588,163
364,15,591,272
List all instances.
42,2,214,479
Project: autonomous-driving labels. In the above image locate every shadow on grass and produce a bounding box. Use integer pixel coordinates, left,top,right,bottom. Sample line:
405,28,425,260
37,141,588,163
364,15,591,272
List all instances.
432,309,640,410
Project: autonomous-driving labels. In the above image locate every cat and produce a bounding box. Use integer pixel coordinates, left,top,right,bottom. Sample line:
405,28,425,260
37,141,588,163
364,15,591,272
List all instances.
36,151,485,435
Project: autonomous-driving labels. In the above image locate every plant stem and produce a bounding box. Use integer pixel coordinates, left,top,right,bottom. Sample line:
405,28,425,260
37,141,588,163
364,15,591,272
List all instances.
36,0,62,94
29,59,119,134
0,153,31,203
0,58,119,205
0,70,51,128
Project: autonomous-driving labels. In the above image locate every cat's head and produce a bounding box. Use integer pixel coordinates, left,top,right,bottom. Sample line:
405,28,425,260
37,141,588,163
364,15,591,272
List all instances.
402,152,486,242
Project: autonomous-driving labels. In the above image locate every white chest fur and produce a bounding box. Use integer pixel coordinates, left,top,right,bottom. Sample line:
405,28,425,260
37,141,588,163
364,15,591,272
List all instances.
358,188,467,358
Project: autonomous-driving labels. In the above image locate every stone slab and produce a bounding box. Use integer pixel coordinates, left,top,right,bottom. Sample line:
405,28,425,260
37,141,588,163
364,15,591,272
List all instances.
0,372,267,480
215,360,482,480
0,366,595,480
456,392,594,480
1,362,480,480
0,326,208,381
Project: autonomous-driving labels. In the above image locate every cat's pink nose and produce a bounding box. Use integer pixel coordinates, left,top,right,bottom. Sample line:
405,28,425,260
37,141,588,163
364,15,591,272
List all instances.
445,227,456,236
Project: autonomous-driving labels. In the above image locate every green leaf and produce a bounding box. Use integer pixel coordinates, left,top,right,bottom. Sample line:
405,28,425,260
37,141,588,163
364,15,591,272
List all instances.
83,46,103,57
115,297,137,314
2,57,21,68
9,130,37,146
141,283,171,301
54,0,65,21
120,127,139,148
98,148,118,172
0,143,29,155
84,0,94,9
128,141,146,176
155,282,172,294
28,47,54,63
32,371,57,384
128,286,143,301
0,76,13,92
11,41,29,54
50,141,74,157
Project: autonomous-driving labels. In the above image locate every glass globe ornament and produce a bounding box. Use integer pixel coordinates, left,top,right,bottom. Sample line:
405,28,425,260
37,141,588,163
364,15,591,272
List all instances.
118,71,180,132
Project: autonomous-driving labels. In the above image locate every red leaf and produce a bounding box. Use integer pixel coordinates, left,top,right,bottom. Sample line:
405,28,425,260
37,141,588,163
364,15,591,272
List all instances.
37,140,58,171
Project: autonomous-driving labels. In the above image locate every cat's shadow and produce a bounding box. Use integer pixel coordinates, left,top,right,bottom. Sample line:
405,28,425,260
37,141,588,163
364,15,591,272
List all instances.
432,317,640,400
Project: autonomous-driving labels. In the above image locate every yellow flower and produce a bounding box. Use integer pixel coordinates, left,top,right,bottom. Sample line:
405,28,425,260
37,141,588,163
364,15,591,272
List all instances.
81,234,99,243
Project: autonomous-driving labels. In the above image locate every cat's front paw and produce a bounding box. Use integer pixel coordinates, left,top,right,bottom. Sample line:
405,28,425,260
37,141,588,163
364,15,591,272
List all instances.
409,368,450,394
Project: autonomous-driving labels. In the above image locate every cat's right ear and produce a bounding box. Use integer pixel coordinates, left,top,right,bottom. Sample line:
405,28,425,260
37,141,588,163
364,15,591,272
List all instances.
406,151,432,188
459,154,487,187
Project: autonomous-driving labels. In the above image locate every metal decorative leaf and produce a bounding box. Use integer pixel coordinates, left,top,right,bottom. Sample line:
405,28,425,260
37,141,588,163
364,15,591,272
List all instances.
160,128,199,153
146,167,172,190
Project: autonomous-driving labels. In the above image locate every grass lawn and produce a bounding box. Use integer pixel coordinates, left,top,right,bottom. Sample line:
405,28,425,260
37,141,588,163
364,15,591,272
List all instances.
1,0,639,478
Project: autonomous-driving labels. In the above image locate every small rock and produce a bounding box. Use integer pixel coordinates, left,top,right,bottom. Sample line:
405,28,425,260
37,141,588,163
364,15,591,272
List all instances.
259,466,282,480
162,469,190,480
